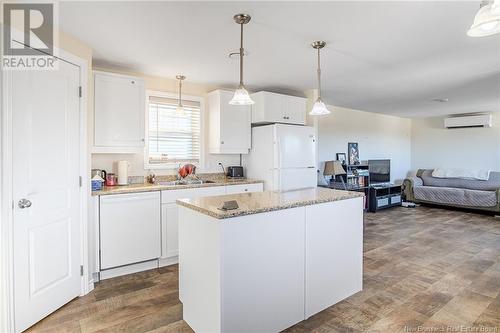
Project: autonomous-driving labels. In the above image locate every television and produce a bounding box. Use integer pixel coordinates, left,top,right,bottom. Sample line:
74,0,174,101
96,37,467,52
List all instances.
368,159,390,184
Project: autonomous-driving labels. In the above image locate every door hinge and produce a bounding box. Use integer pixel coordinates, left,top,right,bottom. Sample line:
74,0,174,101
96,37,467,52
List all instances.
80,265,84,276
79,176,82,187
78,86,82,98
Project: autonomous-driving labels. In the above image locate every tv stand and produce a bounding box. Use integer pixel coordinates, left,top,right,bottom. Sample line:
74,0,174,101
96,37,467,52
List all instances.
369,184,402,212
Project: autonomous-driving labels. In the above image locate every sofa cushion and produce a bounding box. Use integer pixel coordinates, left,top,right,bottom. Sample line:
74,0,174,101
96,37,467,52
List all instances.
414,186,497,207
419,169,500,191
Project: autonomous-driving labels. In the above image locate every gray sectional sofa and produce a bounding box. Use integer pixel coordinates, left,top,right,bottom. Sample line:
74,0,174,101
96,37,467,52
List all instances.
403,169,500,214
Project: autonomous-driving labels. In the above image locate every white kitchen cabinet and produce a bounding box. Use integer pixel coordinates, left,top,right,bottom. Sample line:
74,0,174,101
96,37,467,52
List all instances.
208,90,251,154
225,182,263,194
251,91,307,125
161,186,226,259
99,192,161,270
93,71,145,153
160,183,264,261
305,198,363,318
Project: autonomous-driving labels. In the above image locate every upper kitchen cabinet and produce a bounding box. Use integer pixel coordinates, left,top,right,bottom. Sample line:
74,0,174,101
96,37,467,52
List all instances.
208,90,251,154
93,71,146,153
251,91,307,125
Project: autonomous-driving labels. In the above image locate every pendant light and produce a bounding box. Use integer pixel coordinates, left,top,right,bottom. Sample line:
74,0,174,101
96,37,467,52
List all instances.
467,0,500,37
309,41,330,116
176,75,186,114
229,14,254,105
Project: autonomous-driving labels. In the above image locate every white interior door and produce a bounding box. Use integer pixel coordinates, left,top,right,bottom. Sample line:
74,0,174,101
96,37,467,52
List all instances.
12,56,82,332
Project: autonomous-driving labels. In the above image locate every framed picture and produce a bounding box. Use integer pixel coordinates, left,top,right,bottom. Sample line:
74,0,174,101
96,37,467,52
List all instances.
348,142,360,165
336,153,347,165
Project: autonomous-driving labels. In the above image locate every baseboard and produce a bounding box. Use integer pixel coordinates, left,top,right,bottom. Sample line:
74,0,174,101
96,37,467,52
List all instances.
99,260,159,280
159,256,179,267
87,278,95,293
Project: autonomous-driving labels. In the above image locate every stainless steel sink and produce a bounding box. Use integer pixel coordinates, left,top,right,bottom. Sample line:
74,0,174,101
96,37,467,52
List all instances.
158,179,216,186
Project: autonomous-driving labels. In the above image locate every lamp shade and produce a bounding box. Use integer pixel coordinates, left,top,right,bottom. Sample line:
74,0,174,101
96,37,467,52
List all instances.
309,99,331,116
324,160,346,176
467,3,500,37
229,86,254,105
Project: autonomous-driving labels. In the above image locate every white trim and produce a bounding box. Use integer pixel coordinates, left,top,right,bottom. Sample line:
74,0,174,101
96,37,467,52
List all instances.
144,90,205,170
1,39,15,333
158,256,179,267
0,46,90,333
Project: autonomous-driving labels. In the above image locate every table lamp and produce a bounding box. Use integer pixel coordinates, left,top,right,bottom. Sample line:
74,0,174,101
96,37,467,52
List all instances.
324,160,347,188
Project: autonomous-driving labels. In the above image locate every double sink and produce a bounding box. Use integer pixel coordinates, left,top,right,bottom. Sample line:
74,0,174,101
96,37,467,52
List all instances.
158,179,216,186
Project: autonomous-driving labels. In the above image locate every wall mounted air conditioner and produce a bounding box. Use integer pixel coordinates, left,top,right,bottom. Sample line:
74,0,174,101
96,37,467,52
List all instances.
444,114,492,129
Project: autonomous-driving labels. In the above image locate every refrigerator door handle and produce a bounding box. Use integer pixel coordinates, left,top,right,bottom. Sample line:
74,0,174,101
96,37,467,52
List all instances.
276,139,282,192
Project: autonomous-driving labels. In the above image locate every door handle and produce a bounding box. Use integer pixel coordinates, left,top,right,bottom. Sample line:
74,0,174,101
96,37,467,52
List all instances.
18,199,32,209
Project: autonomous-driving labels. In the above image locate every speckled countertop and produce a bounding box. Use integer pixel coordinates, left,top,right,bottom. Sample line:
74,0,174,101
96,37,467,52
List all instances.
92,178,263,196
176,187,365,219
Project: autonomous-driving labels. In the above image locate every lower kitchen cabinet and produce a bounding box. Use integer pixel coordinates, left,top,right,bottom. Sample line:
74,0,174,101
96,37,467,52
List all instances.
162,203,179,259
99,192,161,270
225,183,263,195
160,186,226,261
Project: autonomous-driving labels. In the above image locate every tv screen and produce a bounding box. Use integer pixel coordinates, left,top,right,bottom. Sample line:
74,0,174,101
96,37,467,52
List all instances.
369,159,390,184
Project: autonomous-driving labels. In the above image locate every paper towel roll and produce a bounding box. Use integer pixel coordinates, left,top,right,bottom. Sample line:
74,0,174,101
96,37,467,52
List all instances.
117,161,129,185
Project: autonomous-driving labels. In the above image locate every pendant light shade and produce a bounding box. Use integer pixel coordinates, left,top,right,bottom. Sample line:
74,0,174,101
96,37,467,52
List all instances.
176,75,186,114
467,1,500,37
309,41,330,116
493,0,500,14
230,85,254,105
310,99,330,116
229,14,254,105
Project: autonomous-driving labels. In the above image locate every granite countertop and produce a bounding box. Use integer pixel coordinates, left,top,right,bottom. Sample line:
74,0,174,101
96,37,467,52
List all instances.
176,187,365,219
92,178,263,196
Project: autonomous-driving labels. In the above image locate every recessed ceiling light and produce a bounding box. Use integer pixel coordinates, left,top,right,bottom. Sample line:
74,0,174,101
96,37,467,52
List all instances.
432,98,449,103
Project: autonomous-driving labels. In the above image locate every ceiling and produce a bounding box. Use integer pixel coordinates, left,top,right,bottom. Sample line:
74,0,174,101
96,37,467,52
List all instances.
59,1,500,118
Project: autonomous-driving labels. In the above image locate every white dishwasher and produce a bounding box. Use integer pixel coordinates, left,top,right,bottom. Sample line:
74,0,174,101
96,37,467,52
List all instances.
100,191,161,270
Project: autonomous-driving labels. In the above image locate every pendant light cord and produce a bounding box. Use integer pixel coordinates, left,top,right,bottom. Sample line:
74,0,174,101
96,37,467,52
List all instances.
317,47,322,100
178,79,183,107
239,23,244,87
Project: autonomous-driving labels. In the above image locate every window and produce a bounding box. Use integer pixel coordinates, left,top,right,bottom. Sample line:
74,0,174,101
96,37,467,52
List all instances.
146,92,202,168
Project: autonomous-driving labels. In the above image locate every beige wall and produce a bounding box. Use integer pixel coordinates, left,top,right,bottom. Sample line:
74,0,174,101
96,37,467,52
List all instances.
317,105,412,183
90,68,242,176
411,113,500,171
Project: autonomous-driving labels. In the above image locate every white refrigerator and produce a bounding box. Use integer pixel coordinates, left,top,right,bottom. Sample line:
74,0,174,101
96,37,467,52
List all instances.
245,124,317,191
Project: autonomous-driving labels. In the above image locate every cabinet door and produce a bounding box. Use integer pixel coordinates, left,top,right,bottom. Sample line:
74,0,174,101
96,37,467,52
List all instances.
161,186,226,259
219,91,251,153
225,183,263,194
264,92,285,123
283,95,306,125
162,203,179,258
94,72,145,150
100,192,161,270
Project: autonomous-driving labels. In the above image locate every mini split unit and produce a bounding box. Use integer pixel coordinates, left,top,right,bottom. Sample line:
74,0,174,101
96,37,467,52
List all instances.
444,114,493,129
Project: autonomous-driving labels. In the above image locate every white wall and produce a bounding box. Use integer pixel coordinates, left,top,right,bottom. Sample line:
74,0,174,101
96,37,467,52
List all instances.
411,113,500,171
317,105,412,183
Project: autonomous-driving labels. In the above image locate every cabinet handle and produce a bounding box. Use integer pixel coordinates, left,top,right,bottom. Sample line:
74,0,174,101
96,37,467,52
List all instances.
244,189,248,191
131,81,135,84
141,138,145,142
221,141,224,144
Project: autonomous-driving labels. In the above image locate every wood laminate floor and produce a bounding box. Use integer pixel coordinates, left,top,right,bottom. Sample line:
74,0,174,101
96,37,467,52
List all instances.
26,206,500,333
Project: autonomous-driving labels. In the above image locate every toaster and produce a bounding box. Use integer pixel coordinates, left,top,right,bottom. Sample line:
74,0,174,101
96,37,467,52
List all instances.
226,166,244,178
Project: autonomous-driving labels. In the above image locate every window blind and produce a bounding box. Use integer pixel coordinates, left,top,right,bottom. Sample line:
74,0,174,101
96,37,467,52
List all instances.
148,96,201,164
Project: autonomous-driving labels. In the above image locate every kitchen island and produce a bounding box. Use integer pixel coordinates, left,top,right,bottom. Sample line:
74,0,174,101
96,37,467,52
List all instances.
177,187,364,333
